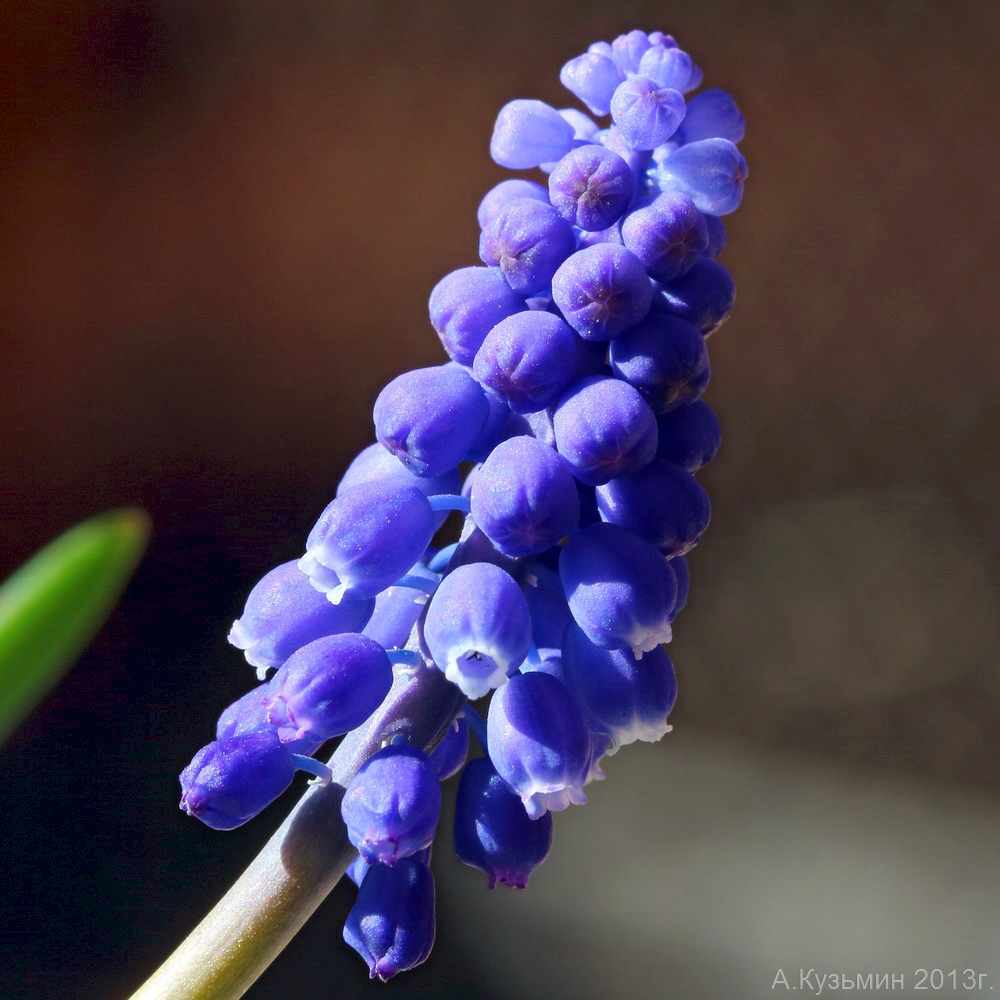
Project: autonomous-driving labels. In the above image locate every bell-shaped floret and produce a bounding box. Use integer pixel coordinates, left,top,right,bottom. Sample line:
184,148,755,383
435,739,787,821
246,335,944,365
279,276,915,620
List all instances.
621,191,708,282
470,436,580,557
561,622,677,752
676,88,746,145
479,200,576,296
215,679,321,756
428,715,469,780
227,560,375,672
343,856,436,981
423,562,531,699
490,99,576,169
595,458,710,557
559,52,624,116
551,244,653,342
548,145,635,232
179,732,296,831
637,45,699,93
428,267,526,366
559,522,677,653
266,633,393,744
552,375,658,486
454,756,554,889
655,257,735,336
374,365,491,479
362,562,439,649
657,137,748,216
486,670,590,819
655,399,722,472
609,77,686,151
609,313,710,414
299,482,436,604
342,744,441,866
472,310,578,414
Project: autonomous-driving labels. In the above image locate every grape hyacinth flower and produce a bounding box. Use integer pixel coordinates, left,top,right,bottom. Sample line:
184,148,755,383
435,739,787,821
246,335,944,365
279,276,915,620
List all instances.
155,29,747,996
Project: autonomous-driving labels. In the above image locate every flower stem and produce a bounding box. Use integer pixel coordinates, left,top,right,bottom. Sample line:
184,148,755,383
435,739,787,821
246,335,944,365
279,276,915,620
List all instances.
129,662,465,1000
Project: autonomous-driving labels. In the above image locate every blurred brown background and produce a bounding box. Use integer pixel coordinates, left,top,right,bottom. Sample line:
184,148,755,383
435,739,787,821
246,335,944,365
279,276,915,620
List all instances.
2,2,999,998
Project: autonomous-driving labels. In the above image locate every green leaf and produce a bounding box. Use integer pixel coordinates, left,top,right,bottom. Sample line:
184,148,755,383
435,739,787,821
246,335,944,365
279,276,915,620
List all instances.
0,508,151,744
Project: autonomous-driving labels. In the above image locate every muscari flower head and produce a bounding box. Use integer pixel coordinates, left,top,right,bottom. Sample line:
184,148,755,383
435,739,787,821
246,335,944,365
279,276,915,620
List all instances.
179,28,746,979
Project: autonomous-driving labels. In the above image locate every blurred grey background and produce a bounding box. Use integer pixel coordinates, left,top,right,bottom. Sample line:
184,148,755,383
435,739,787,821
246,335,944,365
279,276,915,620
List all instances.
2,1,998,998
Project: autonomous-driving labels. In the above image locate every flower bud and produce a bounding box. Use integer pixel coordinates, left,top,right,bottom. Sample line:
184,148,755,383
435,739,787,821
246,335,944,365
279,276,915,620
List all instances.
455,757,554,888
343,857,436,981
266,633,393,744
342,744,441,865
490,99,576,169
179,732,296,830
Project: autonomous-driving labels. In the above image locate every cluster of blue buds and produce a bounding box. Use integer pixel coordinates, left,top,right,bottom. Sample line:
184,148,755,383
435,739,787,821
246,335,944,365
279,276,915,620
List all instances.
179,28,745,981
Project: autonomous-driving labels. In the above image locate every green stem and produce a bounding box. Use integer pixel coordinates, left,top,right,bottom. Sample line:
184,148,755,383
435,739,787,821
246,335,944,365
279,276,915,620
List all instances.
129,662,465,1000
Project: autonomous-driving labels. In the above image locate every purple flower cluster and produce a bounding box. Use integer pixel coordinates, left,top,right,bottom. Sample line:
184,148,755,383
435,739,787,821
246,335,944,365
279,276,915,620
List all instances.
178,28,744,981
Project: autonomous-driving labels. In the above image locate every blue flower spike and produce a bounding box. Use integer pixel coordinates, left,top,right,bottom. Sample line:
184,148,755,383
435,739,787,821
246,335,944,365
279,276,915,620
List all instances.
175,28,747,988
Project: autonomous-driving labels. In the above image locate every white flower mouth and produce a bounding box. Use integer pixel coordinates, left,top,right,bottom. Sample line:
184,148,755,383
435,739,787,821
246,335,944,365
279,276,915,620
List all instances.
443,646,509,700
629,621,672,658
